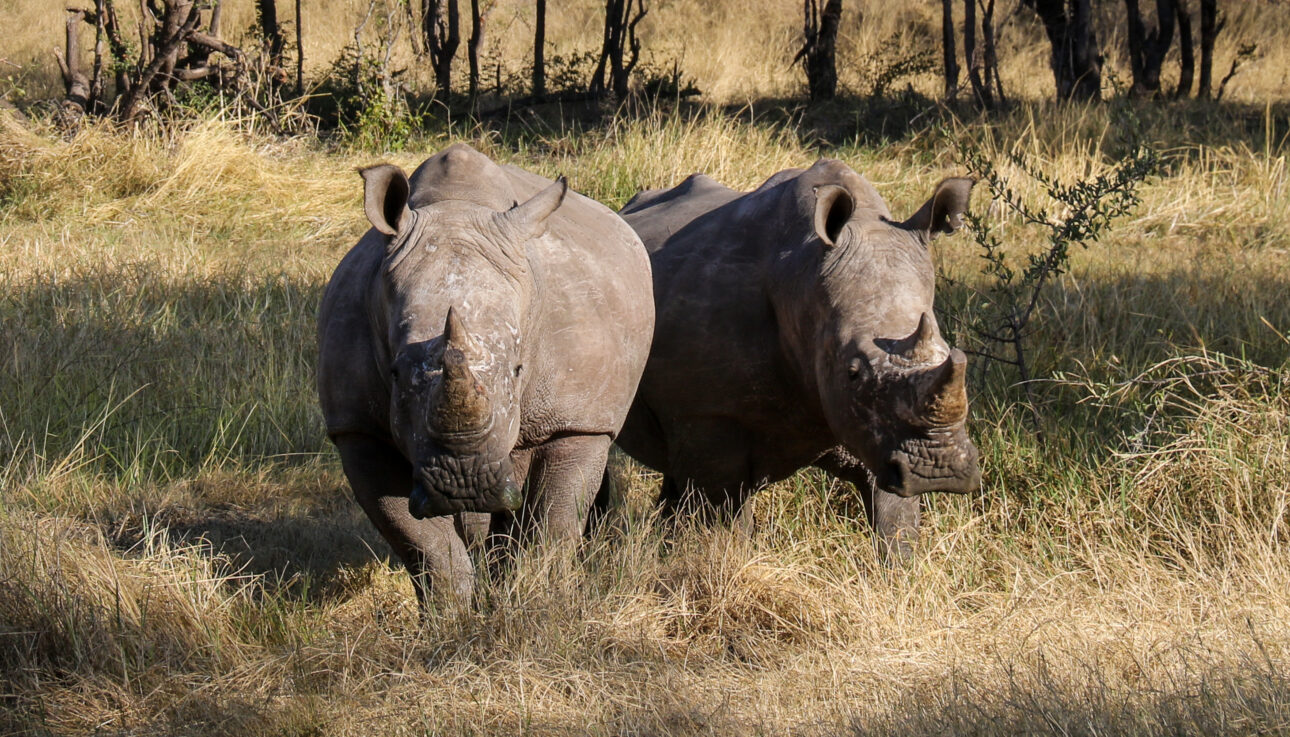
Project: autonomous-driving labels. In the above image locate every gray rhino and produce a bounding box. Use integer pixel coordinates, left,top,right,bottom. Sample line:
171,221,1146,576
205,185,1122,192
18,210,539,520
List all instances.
612,159,980,558
317,144,654,602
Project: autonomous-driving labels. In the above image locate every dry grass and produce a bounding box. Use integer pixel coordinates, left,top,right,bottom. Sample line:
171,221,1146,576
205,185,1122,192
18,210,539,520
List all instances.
2,1,1290,734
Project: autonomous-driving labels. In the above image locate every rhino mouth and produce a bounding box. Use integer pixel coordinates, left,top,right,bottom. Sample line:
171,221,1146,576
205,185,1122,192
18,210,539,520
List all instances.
877,428,981,498
407,454,522,518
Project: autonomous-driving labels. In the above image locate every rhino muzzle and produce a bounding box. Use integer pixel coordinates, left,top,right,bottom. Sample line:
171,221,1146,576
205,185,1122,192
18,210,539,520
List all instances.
879,427,981,497
407,456,523,518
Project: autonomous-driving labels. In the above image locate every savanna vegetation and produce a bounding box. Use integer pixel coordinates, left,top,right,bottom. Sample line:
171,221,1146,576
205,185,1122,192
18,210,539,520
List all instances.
1,1,1288,735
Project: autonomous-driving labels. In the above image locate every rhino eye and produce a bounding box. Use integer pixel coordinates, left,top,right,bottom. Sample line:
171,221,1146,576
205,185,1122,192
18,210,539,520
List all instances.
390,365,400,381
514,363,523,377
847,356,865,381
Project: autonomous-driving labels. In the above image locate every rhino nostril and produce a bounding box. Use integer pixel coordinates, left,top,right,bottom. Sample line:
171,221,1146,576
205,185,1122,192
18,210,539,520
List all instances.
883,458,909,494
499,479,523,511
409,481,431,519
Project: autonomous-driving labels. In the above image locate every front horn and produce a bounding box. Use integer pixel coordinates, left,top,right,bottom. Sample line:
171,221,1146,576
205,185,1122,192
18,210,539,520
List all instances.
922,348,969,425
433,307,491,434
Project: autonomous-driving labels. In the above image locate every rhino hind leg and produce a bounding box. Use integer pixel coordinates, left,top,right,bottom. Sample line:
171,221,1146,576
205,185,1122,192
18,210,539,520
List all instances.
585,462,625,537
334,434,475,604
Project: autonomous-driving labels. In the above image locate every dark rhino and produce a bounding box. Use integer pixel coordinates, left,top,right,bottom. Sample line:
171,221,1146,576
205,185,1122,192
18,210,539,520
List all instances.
612,159,980,557
318,144,654,602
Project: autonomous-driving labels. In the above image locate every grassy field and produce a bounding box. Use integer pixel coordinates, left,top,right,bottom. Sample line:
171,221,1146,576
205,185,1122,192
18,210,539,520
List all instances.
3,1,1290,735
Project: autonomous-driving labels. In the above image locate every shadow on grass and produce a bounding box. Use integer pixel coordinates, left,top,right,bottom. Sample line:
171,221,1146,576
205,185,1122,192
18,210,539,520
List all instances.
158,498,389,601
446,92,1289,159
0,266,329,479
846,642,1290,737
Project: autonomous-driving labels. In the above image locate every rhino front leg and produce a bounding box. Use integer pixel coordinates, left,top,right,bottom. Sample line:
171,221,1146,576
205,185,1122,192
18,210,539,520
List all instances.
523,434,614,542
865,484,921,563
333,433,475,604
815,450,920,564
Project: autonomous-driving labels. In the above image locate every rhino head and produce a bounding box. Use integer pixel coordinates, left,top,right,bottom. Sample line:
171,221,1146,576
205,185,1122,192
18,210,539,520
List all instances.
780,171,981,497
357,163,569,518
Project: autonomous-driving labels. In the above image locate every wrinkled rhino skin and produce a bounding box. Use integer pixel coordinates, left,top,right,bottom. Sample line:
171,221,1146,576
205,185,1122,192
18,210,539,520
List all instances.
614,159,981,558
318,143,654,602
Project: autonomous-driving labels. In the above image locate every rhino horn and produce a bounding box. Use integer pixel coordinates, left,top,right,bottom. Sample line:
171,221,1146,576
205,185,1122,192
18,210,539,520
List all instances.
443,305,484,359
493,176,569,243
922,348,969,425
902,313,939,363
434,308,491,433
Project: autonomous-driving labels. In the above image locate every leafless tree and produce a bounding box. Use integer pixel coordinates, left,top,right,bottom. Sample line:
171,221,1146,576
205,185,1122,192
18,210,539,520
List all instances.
941,0,959,100
423,0,460,99
52,0,262,125
533,0,546,99
1019,0,1102,101
54,8,92,127
468,0,493,107
1197,0,1221,98
942,0,1006,108
1173,0,1194,98
796,0,843,101
255,0,285,70
295,0,304,95
1124,0,1177,97
591,0,647,98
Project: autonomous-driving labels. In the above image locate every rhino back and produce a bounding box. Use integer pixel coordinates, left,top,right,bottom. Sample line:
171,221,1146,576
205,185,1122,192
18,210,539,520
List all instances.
620,173,741,253
500,164,656,440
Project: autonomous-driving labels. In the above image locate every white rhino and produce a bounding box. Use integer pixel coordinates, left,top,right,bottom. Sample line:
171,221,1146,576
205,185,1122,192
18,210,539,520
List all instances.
611,159,981,558
317,144,654,602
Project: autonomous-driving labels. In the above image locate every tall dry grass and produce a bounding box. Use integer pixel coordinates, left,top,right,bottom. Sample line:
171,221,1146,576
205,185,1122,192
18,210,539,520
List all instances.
1,0,1289,733
1,94,1288,734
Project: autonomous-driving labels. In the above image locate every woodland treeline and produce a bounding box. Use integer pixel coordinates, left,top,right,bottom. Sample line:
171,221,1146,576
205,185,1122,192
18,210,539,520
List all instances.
48,0,1250,132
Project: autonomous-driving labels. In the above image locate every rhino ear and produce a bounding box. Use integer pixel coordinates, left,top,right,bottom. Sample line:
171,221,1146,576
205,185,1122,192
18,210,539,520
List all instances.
493,175,568,242
902,177,975,240
360,164,412,236
813,184,854,248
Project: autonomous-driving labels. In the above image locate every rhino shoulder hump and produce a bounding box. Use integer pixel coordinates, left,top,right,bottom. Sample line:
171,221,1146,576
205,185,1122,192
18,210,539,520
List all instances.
408,144,516,209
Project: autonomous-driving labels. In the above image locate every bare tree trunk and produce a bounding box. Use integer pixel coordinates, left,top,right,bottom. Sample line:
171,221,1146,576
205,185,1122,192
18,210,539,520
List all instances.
154,0,195,92
103,0,130,96
423,0,460,100
295,0,303,95
1198,0,1220,98
592,0,647,98
964,0,994,107
118,0,200,121
941,0,959,100
982,0,1006,104
468,0,489,108
1173,0,1194,97
1021,0,1102,102
1125,0,1177,97
533,0,546,99
55,9,91,127
797,0,843,102
89,0,108,112
255,0,285,68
